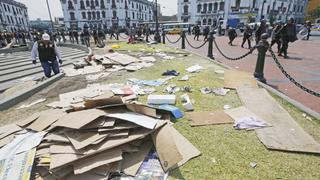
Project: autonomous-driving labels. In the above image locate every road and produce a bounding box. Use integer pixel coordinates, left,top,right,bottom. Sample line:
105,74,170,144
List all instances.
164,34,320,113
0,46,87,93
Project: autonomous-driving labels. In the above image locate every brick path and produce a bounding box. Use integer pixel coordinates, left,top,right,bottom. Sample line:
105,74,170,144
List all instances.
166,34,320,113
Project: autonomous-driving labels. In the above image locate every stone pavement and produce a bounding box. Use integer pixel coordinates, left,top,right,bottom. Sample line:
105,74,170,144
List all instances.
165,34,320,113
0,46,87,93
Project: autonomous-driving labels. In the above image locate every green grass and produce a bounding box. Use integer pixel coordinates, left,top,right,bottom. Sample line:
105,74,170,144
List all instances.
101,42,320,179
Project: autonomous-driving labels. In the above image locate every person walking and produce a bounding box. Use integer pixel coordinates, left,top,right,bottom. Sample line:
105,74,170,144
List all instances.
69,31,74,43
270,22,282,53
97,28,106,47
228,28,237,46
278,18,297,58
241,25,253,48
193,25,200,41
306,21,312,40
83,28,91,47
31,33,62,78
73,30,79,44
110,27,117,40
203,26,210,41
255,19,267,44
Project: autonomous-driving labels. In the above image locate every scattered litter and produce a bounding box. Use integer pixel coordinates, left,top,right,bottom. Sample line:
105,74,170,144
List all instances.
179,75,189,81
233,117,271,130
212,88,230,96
181,94,193,111
200,87,212,94
159,105,184,119
249,162,257,168
139,56,156,62
181,86,192,92
302,113,307,118
147,95,176,105
85,72,110,81
186,64,205,73
162,56,175,60
223,104,232,110
111,44,120,49
162,70,180,76
214,70,224,74
164,84,180,94
16,98,46,109
128,78,166,87
142,88,156,94
187,111,233,126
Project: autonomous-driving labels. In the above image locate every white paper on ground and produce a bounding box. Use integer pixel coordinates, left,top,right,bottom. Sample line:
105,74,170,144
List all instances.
186,65,205,73
107,112,158,129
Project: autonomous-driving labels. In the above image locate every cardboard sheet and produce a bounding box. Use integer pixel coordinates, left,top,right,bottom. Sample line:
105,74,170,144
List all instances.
65,131,108,150
152,124,201,172
27,109,66,132
122,141,153,176
53,109,106,129
125,104,158,118
15,112,40,127
50,153,82,170
50,144,83,154
187,111,234,126
81,117,115,130
237,87,320,153
73,148,123,174
0,124,22,140
43,133,70,143
224,70,258,89
107,112,159,129
105,53,138,65
84,94,123,109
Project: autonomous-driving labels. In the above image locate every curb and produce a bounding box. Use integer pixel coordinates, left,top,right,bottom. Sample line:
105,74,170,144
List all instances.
175,45,320,120
0,73,64,111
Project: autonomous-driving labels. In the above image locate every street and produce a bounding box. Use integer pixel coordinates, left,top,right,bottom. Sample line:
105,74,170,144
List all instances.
164,34,320,113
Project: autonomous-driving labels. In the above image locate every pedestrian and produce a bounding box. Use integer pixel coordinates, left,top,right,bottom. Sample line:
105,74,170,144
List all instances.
188,26,191,35
31,33,62,78
73,30,79,44
255,19,267,44
278,18,297,59
97,28,105,47
306,21,312,40
110,27,117,40
69,31,74,43
145,27,150,42
61,31,66,43
203,26,210,41
193,25,200,41
241,25,253,48
228,28,237,46
92,29,98,44
83,28,91,47
270,22,282,53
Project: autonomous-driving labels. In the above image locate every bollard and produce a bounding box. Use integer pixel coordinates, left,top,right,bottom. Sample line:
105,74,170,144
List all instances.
162,31,166,44
181,31,186,49
254,33,269,83
207,31,214,59
146,34,149,42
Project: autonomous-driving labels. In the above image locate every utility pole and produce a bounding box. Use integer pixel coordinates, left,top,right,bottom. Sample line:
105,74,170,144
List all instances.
154,0,161,43
46,0,55,33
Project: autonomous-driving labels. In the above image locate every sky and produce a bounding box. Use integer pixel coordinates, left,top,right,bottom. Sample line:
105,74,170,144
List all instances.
16,0,177,20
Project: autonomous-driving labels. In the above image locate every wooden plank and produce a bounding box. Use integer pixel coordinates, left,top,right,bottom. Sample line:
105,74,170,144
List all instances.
237,87,320,154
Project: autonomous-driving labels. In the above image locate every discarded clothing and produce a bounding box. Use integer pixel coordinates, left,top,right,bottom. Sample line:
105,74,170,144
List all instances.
212,88,230,96
234,116,271,130
162,70,180,76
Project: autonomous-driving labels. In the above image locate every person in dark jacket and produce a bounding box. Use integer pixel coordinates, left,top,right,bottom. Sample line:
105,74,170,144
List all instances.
270,22,282,53
255,19,267,44
278,18,297,58
203,26,210,41
193,25,201,41
241,25,253,48
31,33,62,78
306,21,312,40
228,28,237,46
83,28,91,47
73,30,79,44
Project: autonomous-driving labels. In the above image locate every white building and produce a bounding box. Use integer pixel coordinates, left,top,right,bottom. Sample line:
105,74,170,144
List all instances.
177,0,308,27
0,0,29,32
60,0,155,30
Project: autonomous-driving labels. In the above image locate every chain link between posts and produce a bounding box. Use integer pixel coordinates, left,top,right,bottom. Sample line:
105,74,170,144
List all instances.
213,38,256,61
165,35,182,44
185,37,208,49
268,48,320,97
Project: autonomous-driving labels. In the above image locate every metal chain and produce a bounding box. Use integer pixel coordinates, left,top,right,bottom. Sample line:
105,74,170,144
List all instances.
185,37,208,49
165,35,182,44
213,38,256,61
269,48,320,97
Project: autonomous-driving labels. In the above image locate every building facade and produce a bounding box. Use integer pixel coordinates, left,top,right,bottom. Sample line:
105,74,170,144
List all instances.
60,0,155,30
0,0,29,32
177,0,308,27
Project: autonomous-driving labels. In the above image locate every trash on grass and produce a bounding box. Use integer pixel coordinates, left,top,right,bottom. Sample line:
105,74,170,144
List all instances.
158,105,184,119
179,75,189,81
223,104,232,110
200,87,212,94
181,94,193,111
162,70,180,76
147,95,176,105
164,84,180,94
212,88,230,96
186,65,205,73
234,117,271,130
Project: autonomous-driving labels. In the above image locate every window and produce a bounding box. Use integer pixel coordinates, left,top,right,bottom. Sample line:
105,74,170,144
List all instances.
102,11,106,18
70,12,75,20
132,3,134,8
235,0,240,9
97,11,100,19
267,5,270,13
88,12,91,20
7,15,10,23
3,4,7,12
68,0,74,9
203,3,207,12
101,0,105,8
80,0,85,9
112,11,116,18
86,0,90,6
197,4,201,13
92,11,96,19
132,12,135,19
95,0,99,6
7,5,10,12
214,2,218,12
73,0,77,4
208,18,212,25
184,5,188,15
208,3,212,12
184,0,188,2
219,2,224,11
82,12,86,19
202,19,206,25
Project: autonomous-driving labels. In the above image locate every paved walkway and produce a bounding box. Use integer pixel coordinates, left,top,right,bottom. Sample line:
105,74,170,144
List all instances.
165,34,320,113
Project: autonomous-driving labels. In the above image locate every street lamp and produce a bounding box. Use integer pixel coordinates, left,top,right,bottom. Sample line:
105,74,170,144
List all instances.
154,0,161,43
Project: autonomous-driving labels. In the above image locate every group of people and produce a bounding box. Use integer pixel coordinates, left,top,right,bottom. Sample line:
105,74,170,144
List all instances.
0,31,30,48
228,18,299,59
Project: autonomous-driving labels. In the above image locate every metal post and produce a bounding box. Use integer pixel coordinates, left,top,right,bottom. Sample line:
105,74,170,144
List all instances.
181,31,186,49
154,0,161,43
207,31,214,59
46,0,54,33
162,31,165,44
254,33,269,83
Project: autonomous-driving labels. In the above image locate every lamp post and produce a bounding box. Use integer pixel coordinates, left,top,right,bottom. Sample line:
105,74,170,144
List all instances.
154,0,161,43
46,0,55,33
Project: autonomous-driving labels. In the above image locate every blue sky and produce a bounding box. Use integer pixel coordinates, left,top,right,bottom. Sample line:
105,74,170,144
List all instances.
16,0,177,20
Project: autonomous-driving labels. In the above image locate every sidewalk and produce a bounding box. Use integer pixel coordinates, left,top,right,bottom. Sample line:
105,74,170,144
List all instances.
165,34,320,113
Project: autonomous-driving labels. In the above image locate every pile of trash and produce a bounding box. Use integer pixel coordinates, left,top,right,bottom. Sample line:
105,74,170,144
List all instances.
0,88,201,179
